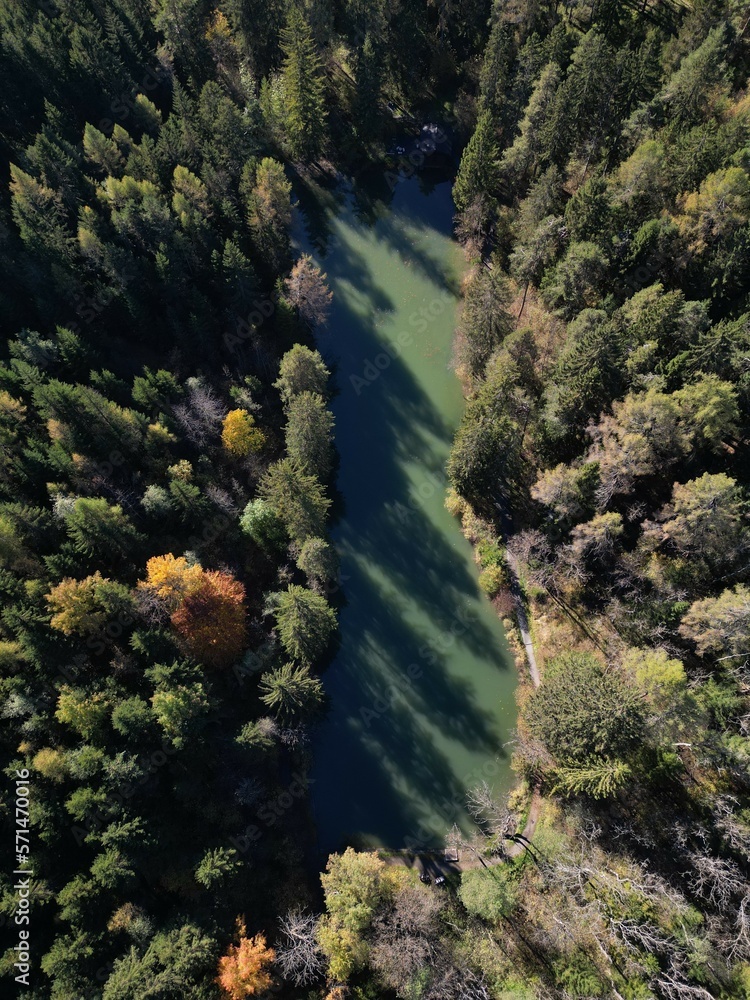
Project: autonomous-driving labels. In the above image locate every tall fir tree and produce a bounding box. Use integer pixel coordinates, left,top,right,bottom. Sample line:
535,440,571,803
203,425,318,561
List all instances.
280,7,328,161
453,109,500,212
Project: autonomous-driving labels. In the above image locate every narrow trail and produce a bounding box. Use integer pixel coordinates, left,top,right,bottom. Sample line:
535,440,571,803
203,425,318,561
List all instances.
504,542,542,859
505,548,541,689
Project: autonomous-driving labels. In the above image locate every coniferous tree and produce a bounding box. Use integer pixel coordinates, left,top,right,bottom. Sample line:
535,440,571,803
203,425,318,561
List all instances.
279,8,328,161
454,108,500,212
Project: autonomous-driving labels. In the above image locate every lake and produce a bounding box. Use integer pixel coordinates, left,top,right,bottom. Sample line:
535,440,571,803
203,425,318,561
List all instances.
292,167,518,859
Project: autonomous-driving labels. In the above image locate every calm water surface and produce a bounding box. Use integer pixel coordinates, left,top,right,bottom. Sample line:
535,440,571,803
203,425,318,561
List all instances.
292,170,518,858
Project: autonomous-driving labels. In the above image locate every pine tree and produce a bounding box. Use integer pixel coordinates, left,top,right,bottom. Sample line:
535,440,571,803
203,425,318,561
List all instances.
275,344,330,408
478,19,516,116
259,662,324,718
247,157,292,275
260,459,331,542
453,109,500,212
280,8,328,161
268,584,336,663
285,392,335,477
500,61,561,186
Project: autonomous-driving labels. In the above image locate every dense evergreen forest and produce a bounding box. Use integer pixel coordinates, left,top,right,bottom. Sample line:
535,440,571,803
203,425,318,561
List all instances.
1,0,750,998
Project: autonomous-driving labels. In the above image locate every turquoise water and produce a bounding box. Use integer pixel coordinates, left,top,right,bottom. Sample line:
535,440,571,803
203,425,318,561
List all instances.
292,170,518,858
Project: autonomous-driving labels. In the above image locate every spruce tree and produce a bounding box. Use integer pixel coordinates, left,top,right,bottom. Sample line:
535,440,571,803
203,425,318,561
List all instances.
280,7,328,161
453,109,500,212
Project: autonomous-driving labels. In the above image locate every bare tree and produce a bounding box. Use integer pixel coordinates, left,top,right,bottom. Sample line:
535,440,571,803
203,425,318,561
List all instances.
653,958,715,1000
714,796,750,861
686,852,746,912
275,909,325,986
284,255,333,327
466,781,517,856
730,892,750,960
370,883,443,996
611,917,672,957
425,966,492,1000
173,380,227,446
134,585,170,626
205,484,238,515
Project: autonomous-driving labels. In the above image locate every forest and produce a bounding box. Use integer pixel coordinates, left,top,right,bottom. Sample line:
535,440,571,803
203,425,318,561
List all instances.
0,0,749,998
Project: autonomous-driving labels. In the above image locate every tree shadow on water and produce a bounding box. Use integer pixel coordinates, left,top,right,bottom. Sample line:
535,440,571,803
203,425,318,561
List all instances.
306,175,516,857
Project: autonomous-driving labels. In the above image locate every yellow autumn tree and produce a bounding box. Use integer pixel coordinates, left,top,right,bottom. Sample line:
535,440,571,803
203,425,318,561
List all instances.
46,572,135,637
222,409,265,456
676,166,750,251
217,927,275,998
139,554,203,609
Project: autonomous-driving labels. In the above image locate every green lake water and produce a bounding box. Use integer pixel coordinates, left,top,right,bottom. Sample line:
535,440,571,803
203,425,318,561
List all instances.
292,170,518,858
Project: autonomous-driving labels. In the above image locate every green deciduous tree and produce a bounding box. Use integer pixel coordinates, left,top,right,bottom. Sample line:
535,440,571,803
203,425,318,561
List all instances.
623,647,688,713
318,848,387,980
151,683,209,747
55,687,110,740
459,867,518,922
240,498,287,551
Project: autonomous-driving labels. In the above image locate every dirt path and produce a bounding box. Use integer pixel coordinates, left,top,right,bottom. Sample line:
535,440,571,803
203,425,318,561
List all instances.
504,548,541,689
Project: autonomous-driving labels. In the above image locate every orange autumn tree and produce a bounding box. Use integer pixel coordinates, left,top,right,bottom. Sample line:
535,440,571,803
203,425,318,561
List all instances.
172,569,246,667
217,926,275,998
140,555,247,667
